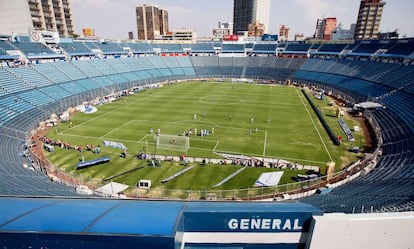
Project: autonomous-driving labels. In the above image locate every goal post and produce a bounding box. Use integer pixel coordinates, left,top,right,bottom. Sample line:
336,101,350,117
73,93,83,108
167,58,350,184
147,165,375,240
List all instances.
155,134,190,152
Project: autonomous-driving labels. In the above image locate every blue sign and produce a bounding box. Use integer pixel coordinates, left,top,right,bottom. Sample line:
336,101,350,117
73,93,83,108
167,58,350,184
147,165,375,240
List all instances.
182,212,312,233
177,202,322,248
180,202,321,233
262,34,278,41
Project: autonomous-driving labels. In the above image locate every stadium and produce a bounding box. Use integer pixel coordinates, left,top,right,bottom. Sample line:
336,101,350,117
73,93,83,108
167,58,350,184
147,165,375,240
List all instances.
1,1,414,249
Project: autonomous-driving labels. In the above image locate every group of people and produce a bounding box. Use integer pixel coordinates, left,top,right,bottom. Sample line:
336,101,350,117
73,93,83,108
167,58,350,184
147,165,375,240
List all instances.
179,128,214,137
219,158,266,167
40,136,101,154
218,158,293,169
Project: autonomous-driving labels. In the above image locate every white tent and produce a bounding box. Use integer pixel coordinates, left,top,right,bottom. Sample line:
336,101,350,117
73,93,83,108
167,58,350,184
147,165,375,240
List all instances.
95,182,129,196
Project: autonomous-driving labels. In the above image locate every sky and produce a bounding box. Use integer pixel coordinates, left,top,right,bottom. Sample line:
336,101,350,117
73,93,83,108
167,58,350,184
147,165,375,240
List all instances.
71,0,414,40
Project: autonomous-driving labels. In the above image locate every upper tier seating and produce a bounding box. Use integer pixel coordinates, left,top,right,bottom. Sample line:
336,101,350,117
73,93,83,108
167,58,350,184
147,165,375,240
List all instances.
0,40,19,60
190,43,215,53
12,37,62,59
59,42,95,56
251,44,277,54
221,44,245,53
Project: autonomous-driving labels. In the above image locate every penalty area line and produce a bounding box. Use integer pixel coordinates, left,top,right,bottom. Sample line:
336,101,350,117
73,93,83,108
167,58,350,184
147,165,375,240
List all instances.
100,119,137,139
213,141,220,151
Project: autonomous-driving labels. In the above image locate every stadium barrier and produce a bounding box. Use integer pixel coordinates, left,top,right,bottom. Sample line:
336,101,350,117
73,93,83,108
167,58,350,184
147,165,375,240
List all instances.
301,89,340,145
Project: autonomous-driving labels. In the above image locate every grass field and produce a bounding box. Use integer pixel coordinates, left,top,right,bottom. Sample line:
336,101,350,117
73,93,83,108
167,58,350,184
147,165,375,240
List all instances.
45,81,366,197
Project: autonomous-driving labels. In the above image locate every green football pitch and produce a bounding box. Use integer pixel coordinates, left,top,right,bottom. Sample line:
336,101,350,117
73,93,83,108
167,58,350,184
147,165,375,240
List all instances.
45,81,365,196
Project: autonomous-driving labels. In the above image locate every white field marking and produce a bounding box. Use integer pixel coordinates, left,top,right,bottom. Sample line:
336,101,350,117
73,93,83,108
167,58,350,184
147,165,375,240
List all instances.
137,134,152,143
174,119,220,127
188,137,218,143
242,99,303,107
198,95,243,105
57,132,216,151
59,110,115,135
215,148,328,165
196,90,303,108
58,110,328,164
213,141,220,151
101,119,137,138
263,130,268,156
56,133,98,140
188,147,216,152
209,129,266,152
60,94,155,134
173,120,270,134
56,133,147,145
295,88,333,162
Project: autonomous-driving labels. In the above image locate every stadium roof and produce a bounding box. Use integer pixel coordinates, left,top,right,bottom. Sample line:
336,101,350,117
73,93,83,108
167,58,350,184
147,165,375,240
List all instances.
0,197,184,236
0,197,322,236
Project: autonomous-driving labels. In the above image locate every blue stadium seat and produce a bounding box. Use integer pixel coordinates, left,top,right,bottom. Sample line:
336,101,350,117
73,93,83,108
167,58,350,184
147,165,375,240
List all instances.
0,42,413,213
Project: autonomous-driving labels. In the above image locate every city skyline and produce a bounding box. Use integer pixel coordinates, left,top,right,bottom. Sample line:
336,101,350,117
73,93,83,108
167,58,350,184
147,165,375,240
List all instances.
71,0,414,40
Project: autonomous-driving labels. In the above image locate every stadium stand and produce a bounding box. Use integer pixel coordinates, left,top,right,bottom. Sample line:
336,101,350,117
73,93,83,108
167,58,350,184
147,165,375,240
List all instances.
127,42,155,55
280,43,312,56
0,67,33,94
221,43,245,53
12,36,63,59
0,39,413,216
92,41,127,55
251,43,277,54
59,41,95,56
313,43,350,55
349,40,385,56
156,43,185,54
190,42,215,54
381,39,414,58
0,39,20,60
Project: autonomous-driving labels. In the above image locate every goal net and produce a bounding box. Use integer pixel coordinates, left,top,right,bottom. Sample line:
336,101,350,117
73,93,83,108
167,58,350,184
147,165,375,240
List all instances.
155,134,190,152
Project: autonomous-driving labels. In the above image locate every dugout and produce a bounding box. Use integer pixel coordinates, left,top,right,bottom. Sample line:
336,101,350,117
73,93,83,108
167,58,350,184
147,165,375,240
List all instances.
76,156,110,170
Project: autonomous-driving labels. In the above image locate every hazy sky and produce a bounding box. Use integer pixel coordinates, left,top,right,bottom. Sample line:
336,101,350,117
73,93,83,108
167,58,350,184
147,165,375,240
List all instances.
71,0,414,40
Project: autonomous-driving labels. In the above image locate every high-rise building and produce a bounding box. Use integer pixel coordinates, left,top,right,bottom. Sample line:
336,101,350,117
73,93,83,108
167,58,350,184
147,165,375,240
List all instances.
136,4,169,40
294,33,305,42
354,0,386,40
324,18,337,40
157,28,197,41
314,17,337,40
314,18,326,40
331,24,356,41
128,31,134,40
213,21,233,39
279,25,290,41
248,21,265,37
233,0,270,34
0,0,76,37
